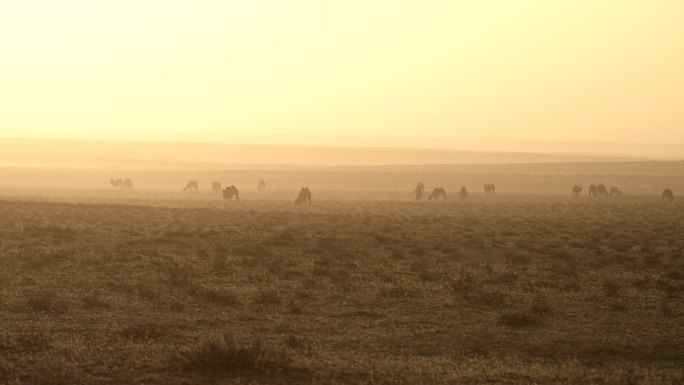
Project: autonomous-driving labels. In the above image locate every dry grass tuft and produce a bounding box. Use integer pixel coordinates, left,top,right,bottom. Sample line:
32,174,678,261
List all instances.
173,334,291,373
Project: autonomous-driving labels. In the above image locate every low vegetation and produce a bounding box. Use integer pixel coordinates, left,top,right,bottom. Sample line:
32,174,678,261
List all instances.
0,195,682,384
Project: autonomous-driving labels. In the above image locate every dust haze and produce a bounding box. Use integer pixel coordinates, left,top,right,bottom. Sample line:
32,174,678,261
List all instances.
2,0,684,382
1,136,683,384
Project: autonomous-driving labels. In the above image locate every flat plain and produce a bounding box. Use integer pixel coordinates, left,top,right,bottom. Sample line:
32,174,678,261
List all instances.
0,192,683,384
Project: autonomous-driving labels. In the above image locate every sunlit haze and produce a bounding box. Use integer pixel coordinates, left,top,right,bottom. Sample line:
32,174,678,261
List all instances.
1,1,683,149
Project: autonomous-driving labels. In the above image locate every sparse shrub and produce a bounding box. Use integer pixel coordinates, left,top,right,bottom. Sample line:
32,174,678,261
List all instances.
410,257,432,272
488,271,518,285
611,241,632,252
26,356,74,385
285,335,305,349
418,271,443,282
464,289,507,307
26,291,68,313
608,301,628,312
632,275,650,289
174,334,291,372
449,270,476,292
271,228,300,244
409,246,427,256
189,285,240,306
196,248,209,260
212,255,231,276
530,298,553,315
288,300,304,315
0,331,50,352
666,270,684,281
497,312,542,328
136,284,161,301
236,244,273,259
390,249,406,260
254,289,282,305
660,302,675,318
241,256,261,268
0,356,18,383
119,322,166,341
603,280,619,297
560,281,581,292
381,286,417,299
81,293,109,309
164,261,192,286
643,253,663,268
506,253,530,265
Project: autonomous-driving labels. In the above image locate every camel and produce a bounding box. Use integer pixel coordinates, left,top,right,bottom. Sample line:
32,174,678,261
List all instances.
484,184,495,194
414,182,425,201
295,187,312,205
610,186,623,196
589,184,608,197
257,180,267,191
597,184,608,196
662,188,674,202
222,185,240,201
589,184,597,196
212,182,222,193
459,186,468,199
428,188,446,201
572,185,582,197
111,178,133,189
184,180,199,192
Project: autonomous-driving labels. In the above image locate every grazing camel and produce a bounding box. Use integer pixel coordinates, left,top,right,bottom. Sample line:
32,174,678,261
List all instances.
222,185,239,201
459,187,468,199
212,182,222,193
662,188,674,202
295,187,312,205
257,180,267,191
597,184,608,196
589,184,608,197
572,185,582,197
484,184,495,194
184,180,199,192
610,186,623,196
111,178,133,189
428,188,446,201
414,182,425,201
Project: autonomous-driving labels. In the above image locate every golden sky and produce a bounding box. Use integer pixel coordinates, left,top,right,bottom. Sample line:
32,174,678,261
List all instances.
1,1,682,146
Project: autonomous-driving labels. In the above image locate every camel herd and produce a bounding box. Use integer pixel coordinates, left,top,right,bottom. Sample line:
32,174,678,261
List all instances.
415,183,489,201
109,178,676,203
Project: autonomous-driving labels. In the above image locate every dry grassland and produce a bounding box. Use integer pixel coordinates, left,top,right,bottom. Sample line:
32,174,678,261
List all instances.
0,195,682,384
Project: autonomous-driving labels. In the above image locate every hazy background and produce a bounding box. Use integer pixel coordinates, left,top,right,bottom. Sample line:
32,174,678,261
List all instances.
1,0,683,152
1,1,682,197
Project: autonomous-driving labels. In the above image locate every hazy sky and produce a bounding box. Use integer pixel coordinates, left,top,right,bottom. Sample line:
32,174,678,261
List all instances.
1,1,682,146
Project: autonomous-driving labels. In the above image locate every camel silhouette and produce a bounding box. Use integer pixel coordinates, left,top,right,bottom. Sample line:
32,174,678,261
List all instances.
257,180,267,191
222,185,240,201
610,186,623,196
295,187,312,205
428,188,446,201
184,180,199,192
414,182,425,201
572,185,582,197
111,178,133,189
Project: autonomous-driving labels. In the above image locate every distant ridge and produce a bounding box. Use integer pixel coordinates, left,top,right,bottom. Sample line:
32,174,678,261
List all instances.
0,137,656,169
